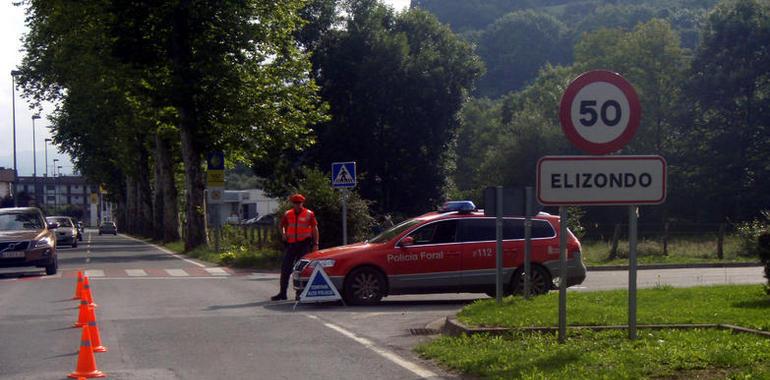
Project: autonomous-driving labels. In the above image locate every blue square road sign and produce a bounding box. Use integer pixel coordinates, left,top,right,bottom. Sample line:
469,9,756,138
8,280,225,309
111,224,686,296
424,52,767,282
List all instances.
331,162,356,188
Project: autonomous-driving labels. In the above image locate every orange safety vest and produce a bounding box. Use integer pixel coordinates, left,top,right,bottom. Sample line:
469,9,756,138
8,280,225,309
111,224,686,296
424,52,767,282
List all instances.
284,208,314,243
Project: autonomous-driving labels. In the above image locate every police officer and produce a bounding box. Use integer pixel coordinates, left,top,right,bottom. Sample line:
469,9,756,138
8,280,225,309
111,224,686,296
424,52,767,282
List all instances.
271,193,319,301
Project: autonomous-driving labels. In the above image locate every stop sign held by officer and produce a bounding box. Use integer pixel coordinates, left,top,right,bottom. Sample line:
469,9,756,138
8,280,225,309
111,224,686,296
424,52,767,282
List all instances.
271,193,319,301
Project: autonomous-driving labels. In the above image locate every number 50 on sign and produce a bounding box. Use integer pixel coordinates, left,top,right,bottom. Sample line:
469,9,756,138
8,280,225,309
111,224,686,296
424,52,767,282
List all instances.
559,70,641,155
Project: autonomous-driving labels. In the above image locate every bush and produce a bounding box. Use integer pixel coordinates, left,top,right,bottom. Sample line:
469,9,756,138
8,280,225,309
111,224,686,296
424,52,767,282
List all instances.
735,211,769,257
758,231,770,295
281,167,374,248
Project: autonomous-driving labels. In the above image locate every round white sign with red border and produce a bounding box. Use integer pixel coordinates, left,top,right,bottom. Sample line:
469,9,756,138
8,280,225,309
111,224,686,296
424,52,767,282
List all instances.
559,70,641,155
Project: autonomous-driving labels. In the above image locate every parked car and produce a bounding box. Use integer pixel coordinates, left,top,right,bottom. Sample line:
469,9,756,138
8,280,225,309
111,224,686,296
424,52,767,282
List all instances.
293,201,586,305
98,221,117,235
255,214,276,226
46,216,79,248
0,207,58,275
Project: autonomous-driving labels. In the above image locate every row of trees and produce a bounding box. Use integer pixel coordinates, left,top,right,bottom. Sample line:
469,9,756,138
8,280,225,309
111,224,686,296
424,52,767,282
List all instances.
16,0,480,248
17,1,326,249
450,0,770,224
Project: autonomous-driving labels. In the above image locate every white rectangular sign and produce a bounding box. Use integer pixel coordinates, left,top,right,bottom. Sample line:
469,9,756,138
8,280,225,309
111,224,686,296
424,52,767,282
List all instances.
537,155,666,205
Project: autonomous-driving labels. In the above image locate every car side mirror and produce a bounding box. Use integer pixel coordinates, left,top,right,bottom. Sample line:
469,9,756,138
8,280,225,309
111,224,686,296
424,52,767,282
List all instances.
47,222,59,229
399,236,414,247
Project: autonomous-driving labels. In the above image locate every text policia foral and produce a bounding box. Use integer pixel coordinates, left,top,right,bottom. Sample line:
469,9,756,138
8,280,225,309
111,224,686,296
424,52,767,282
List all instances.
550,172,653,189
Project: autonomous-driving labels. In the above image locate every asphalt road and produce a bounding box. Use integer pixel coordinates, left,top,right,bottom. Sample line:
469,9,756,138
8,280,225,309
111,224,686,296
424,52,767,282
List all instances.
0,232,765,379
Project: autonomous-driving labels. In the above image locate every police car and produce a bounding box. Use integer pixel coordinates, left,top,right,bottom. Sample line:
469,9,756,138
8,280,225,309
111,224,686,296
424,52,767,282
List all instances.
293,201,586,305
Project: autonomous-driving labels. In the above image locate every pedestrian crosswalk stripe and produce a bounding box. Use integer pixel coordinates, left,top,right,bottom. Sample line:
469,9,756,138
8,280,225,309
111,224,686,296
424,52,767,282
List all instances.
165,269,189,277
125,269,148,277
85,270,105,277
204,267,230,276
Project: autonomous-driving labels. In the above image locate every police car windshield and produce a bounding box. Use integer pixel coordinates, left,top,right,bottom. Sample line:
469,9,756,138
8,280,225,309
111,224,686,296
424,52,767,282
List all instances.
368,219,422,243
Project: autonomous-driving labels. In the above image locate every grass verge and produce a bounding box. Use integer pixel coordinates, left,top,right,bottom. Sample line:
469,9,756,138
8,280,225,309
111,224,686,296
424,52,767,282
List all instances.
417,285,770,379
582,235,759,266
417,329,770,379
160,240,281,270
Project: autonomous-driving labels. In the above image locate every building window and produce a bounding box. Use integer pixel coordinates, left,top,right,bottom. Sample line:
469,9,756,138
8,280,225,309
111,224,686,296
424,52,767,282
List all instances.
47,196,55,202
47,185,55,191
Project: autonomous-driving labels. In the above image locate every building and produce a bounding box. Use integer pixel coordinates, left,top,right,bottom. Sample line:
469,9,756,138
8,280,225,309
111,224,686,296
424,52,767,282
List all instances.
14,175,107,226
0,168,14,200
216,189,280,225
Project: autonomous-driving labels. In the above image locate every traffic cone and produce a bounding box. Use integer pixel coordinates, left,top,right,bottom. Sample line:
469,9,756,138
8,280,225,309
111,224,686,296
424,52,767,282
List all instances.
86,305,107,353
72,271,84,300
81,276,97,307
67,325,106,378
73,300,90,328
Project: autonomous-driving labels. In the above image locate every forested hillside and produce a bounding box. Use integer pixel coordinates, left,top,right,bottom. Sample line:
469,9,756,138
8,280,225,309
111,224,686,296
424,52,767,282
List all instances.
412,0,770,226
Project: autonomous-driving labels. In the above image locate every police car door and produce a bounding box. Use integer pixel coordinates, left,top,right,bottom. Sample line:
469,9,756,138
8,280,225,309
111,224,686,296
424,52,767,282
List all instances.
459,218,523,291
390,220,461,293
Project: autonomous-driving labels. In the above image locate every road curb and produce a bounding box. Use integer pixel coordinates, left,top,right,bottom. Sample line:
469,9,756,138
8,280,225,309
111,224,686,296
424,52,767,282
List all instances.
587,262,763,271
442,317,770,339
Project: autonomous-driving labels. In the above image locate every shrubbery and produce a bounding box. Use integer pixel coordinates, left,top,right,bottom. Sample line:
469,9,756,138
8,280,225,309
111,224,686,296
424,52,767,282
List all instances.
757,231,770,295
736,210,770,257
280,167,374,248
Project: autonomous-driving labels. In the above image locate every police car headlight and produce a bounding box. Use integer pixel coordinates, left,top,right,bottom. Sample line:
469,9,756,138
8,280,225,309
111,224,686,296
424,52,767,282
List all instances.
34,236,53,248
311,259,336,268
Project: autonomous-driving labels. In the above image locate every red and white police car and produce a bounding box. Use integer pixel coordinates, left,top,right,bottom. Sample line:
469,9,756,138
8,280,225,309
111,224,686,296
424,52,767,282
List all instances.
293,201,586,305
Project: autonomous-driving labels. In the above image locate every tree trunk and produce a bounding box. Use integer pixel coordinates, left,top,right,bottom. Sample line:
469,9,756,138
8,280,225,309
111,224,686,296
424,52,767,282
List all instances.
136,145,155,238
157,132,180,242
153,135,165,241
180,126,206,251
125,175,136,234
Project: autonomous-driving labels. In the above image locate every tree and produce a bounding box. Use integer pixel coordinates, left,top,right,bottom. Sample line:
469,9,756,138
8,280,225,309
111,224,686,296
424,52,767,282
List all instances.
476,10,572,97
308,1,483,215
682,0,770,221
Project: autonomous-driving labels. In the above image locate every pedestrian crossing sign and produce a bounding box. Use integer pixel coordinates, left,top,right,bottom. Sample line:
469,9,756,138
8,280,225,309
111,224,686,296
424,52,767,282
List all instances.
299,265,343,303
331,162,356,188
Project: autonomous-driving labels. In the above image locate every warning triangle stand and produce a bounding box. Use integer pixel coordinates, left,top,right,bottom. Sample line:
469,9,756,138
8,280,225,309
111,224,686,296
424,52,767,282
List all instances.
293,265,344,310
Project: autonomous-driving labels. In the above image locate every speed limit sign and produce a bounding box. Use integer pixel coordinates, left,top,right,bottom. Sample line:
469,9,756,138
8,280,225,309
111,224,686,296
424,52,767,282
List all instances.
559,70,641,155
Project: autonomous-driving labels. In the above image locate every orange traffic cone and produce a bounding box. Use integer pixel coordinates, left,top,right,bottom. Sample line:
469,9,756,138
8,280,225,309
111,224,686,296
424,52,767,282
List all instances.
72,271,84,300
81,276,97,307
67,325,106,378
86,305,107,353
73,300,90,328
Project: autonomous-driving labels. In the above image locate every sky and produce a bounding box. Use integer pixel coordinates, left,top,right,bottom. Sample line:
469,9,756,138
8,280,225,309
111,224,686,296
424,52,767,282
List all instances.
0,0,410,177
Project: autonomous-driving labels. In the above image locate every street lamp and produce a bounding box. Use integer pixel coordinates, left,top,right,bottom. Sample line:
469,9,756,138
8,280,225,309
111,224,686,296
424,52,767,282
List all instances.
44,138,51,208
31,114,40,204
53,159,59,208
44,138,51,178
56,165,62,209
10,70,21,207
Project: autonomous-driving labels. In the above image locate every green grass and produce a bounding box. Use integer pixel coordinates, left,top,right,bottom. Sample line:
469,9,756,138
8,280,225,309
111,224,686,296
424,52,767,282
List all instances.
458,285,770,330
418,285,770,379
417,329,770,380
582,235,759,266
161,240,282,270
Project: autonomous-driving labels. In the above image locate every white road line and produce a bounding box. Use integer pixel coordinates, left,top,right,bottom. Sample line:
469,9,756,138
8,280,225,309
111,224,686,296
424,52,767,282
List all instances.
119,234,207,268
90,277,226,281
305,315,438,379
125,269,148,277
165,269,189,277
85,269,105,277
204,267,230,276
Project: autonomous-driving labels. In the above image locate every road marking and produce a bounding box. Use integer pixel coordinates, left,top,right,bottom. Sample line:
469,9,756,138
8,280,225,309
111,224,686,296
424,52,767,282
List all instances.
305,314,438,379
119,234,207,268
165,269,189,277
125,269,148,277
204,267,230,276
85,269,105,277
90,277,227,281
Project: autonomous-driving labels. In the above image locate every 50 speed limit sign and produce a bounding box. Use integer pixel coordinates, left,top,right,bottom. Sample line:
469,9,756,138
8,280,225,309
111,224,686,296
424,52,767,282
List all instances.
559,70,641,155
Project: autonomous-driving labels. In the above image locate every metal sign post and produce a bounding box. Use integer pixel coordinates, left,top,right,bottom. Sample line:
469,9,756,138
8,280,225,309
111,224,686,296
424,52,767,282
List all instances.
558,206,568,343
524,187,533,299
495,186,503,304
341,189,349,245
331,162,356,246
628,205,638,339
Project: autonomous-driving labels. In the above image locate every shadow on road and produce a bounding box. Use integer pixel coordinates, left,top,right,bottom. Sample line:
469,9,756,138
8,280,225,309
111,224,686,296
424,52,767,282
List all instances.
0,270,45,279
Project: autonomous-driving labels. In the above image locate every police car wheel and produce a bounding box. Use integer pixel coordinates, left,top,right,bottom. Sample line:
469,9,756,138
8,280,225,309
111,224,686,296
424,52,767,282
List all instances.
511,265,551,296
343,268,385,305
